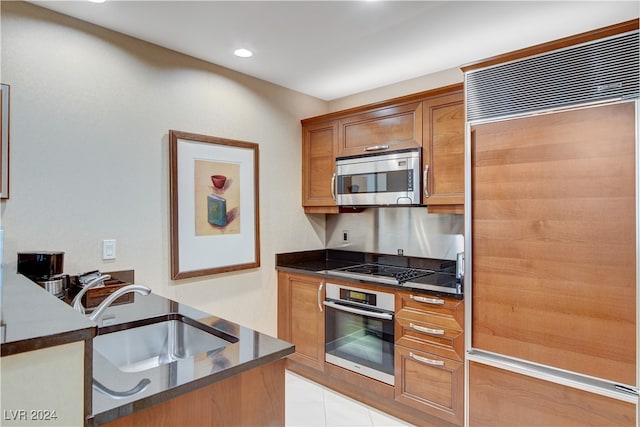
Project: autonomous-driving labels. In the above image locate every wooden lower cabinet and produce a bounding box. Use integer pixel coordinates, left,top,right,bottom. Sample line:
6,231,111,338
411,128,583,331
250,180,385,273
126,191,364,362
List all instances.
278,271,465,426
395,291,464,426
468,362,636,427
395,346,464,425
277,271,325,372
102,359,286,427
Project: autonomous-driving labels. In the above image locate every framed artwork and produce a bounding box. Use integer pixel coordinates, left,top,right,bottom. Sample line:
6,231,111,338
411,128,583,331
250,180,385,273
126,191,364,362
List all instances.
0,84,9,199
169,130,260,280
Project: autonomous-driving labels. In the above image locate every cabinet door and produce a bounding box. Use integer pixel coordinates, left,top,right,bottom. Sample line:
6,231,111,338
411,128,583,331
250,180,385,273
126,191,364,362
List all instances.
469,362,636,427
278,272,325,371
422,90,464,213
302,121,338,213
395,345,464,426
337,102,422,157
471,101,636,385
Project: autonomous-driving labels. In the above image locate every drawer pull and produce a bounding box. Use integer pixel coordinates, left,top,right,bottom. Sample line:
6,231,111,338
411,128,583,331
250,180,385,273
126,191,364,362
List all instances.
409,352,444,366
410,295,445,305
409,323,444,335
364,144,390,152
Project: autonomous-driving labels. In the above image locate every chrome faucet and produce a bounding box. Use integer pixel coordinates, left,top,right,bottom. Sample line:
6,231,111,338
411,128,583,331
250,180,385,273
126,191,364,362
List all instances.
71,274,111,314
88,284,151,322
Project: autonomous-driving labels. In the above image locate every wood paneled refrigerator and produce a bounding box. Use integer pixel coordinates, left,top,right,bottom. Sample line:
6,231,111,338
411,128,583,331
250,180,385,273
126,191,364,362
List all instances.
464,23,639,426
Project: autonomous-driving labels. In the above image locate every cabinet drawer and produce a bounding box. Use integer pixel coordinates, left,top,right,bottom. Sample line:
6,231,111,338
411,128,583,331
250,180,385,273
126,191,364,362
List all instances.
396,315,464,361
395,345,464,426
396,292,464,329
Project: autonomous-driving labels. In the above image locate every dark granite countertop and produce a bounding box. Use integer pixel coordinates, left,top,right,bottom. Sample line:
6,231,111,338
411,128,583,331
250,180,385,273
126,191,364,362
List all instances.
275,249,362,273
276,249,462,299
89,292,294,425
276,249,456,272
1,273,96,356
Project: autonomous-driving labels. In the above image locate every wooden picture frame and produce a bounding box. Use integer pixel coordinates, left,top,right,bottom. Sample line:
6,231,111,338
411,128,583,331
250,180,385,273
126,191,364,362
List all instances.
0,84,10,199
169,130,260,280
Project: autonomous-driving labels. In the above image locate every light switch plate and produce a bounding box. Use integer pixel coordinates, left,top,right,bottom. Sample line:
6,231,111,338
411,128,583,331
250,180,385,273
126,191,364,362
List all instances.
102,239,116,260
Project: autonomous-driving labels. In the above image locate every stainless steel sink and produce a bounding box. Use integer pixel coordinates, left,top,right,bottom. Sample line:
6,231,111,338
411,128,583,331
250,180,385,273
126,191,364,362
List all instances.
93,318,236,373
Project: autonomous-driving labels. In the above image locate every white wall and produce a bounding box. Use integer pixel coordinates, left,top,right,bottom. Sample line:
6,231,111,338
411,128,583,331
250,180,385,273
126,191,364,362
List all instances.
0,2,328,335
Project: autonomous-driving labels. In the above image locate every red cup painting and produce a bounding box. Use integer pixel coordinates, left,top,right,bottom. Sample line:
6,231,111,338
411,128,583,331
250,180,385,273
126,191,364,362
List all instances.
211,175,227,189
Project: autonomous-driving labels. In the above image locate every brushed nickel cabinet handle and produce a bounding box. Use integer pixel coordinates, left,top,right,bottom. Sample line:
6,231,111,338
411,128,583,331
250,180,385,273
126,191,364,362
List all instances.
423,164,430,198
317,283,324,312
330,173,337,201
364,144,389,152
323,301,393,320
409,322,444,335
410,294,444,305
409,352,444,366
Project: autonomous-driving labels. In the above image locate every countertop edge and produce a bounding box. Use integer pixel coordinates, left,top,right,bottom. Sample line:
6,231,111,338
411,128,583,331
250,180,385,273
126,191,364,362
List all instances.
1,326,96,357
88,346,294,426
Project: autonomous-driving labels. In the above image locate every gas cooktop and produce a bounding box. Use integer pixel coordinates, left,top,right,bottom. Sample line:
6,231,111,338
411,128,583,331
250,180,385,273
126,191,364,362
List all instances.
326,263,462,297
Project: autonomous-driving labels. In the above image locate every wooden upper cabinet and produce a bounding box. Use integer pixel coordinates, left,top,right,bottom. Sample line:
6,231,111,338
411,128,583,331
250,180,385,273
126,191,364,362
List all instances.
337,102,422,157
300,84,465,214
302,120,339,213
422,88,465,213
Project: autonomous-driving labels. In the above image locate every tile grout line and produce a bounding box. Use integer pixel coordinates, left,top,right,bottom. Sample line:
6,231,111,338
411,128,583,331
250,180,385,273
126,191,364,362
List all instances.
321,386,328,427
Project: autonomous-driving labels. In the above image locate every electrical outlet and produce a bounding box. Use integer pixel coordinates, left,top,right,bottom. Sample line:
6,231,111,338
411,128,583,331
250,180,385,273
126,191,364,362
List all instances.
397,248,404,256
342,230,350,243
102,239,116,260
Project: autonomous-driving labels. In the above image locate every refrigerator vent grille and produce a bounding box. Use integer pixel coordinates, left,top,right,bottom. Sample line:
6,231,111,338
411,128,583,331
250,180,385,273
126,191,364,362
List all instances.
466,31,639,121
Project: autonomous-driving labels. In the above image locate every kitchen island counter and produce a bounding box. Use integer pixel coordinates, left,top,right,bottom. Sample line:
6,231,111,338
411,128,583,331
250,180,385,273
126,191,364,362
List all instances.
89,292,294,426
1,273,293,426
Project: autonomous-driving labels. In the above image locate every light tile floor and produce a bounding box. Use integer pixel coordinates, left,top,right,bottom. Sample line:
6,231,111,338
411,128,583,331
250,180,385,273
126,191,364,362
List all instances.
285,370,414,427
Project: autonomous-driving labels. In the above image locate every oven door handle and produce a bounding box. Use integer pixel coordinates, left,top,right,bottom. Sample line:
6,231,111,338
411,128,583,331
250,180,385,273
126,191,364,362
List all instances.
323,301,393,320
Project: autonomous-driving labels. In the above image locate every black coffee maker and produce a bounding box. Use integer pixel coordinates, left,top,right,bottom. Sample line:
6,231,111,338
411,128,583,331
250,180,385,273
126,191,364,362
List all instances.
17,251,69,299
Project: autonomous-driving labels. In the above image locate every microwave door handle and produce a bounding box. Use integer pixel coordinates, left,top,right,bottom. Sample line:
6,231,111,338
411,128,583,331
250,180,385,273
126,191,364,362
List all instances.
323,301,393,320
331,173,337,201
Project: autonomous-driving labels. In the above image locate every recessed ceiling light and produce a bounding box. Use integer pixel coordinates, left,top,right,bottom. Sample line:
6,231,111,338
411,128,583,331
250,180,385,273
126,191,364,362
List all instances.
234,48,254,58
88,0,106,3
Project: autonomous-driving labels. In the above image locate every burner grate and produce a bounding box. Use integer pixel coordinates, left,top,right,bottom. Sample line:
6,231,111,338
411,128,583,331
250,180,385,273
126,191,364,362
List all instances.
325,262,461,297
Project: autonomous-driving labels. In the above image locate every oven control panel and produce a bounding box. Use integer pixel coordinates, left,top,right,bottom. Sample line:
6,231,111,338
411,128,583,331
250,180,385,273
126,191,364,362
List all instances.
326,282,395,312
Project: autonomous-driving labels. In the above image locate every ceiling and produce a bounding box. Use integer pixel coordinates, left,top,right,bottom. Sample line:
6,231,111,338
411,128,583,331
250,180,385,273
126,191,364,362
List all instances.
28,1,639,101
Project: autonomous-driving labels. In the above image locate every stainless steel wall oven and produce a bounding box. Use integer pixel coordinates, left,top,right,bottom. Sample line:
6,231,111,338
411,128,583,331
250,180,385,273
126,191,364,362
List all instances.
323,283,395,385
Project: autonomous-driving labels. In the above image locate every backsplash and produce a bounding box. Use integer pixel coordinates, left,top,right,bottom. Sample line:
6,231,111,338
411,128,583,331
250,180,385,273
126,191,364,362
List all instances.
326,208,464,260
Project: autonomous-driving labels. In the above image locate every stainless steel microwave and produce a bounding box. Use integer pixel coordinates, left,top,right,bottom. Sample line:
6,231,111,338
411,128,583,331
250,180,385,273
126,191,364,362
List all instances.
334,148,421,206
